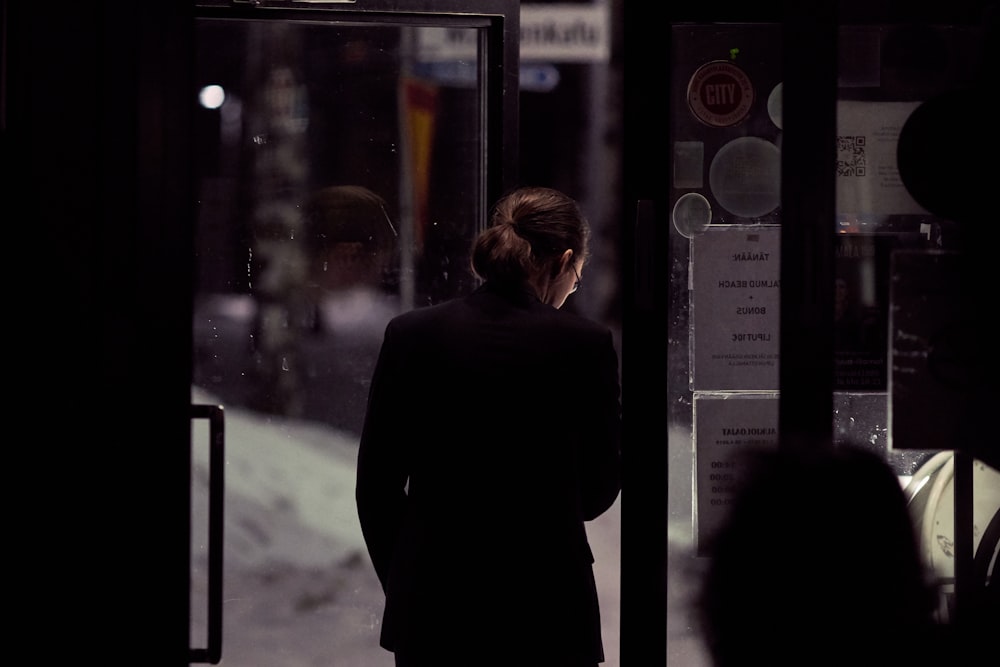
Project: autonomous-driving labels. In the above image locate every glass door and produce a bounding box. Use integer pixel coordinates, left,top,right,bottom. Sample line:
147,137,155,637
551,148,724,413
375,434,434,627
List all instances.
621,7,998,666
188,3,518,664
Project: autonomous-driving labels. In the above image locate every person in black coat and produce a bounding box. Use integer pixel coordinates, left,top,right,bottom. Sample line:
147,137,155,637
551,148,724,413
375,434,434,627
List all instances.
356,186,622,667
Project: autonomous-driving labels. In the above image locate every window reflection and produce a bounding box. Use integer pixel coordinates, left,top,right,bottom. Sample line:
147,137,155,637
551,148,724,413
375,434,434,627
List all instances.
665,21,991,667
191,18,483,666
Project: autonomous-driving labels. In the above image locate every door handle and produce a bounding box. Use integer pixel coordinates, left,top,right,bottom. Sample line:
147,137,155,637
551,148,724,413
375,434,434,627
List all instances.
190,404,225,664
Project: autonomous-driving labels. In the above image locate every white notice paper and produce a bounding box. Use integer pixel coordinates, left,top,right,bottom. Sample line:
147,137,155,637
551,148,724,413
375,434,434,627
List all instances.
694,393,779,553
836,100,929,216
691,226,781,391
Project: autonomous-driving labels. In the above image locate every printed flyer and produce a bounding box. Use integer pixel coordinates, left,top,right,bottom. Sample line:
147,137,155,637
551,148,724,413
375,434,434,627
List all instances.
833,234,891,391
693,393,779,553
889,250,963,450
836,100,928,216
691,226,781,391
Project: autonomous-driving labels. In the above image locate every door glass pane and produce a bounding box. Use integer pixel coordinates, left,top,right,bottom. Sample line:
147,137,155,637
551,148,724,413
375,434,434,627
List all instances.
189,17,485,665
666,20,995,667
666,24,784,667
837,22,998,631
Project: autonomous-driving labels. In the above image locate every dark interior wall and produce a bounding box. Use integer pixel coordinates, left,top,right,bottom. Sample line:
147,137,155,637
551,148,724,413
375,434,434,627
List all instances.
4,2,193,662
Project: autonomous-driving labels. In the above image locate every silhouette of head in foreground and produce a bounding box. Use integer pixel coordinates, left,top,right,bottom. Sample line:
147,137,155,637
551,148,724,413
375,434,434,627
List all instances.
697,445,946,667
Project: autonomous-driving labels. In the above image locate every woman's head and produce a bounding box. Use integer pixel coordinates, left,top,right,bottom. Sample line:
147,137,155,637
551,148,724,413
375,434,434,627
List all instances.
471,186,590,308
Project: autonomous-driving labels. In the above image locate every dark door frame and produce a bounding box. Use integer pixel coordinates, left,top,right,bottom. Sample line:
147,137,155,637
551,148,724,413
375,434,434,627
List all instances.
5,1,518,664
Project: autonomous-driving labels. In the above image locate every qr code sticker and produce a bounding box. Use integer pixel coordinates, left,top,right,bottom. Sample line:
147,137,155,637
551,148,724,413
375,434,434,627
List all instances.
837,135,866,177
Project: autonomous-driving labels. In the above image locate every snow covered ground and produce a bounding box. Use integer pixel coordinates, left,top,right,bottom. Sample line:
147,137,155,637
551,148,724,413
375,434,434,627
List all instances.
189,386,699,667
191,377,1000,667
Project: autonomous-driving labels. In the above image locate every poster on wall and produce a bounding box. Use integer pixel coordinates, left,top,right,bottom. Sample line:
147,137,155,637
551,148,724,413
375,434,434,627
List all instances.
691,226,781,391
833,234,892,391
693,393,779,553
889,250,963,451
836,100,929,217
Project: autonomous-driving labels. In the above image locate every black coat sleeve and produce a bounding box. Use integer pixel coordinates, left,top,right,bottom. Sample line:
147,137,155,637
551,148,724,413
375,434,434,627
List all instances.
355,320,410,590
579,328,622,520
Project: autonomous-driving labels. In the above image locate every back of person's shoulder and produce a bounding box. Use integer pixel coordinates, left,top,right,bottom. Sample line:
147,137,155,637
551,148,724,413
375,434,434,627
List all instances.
387,297,463,332
544,308,614,348
557,306,610,332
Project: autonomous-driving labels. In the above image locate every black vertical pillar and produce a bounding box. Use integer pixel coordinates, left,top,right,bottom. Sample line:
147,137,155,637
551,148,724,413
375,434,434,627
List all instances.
778,3,838,451
621,4,670,666
5,1,194,663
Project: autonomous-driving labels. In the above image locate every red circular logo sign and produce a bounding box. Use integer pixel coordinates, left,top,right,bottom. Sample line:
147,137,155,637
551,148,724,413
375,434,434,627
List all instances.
687,61,755,128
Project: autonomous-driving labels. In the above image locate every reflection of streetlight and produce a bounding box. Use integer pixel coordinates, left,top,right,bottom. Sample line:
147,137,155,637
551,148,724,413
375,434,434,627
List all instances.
199,84,226,110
